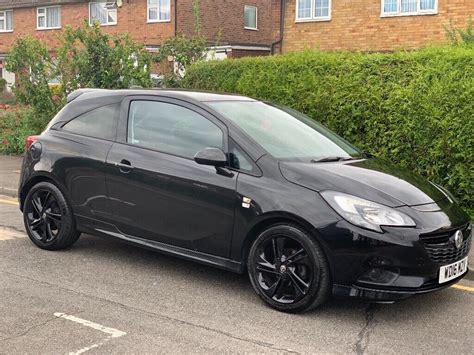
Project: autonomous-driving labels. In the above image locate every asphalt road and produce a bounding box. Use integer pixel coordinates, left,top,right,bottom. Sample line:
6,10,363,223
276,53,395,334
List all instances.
0,194,473,354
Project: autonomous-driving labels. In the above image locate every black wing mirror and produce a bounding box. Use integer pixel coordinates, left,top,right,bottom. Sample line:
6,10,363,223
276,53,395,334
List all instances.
194,147,227,167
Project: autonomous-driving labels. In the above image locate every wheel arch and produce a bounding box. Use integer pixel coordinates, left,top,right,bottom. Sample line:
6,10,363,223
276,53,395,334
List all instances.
239,212,328,269
19,172,69,211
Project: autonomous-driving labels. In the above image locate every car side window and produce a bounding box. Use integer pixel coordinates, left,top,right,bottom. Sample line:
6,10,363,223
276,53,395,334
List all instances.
62,103,120,141
127,100,223,159
229,139,258,174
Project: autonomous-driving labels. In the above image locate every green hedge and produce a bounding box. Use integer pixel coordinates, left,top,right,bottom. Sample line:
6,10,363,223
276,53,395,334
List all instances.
183,47,474,213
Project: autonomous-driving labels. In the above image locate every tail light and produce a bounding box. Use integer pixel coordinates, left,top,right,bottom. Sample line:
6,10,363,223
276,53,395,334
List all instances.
25,135,40,150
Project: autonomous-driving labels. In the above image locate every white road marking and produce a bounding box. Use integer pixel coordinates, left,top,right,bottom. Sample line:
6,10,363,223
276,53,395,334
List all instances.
54,313,126,338
0,226,26,241
54,312,126,354
71,343,100,355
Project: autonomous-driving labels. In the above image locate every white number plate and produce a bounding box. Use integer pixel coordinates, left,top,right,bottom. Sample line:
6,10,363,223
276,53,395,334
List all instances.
439,256,468,284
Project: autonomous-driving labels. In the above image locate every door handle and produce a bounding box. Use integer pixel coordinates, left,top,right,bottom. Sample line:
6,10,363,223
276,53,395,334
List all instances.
114,159,134,172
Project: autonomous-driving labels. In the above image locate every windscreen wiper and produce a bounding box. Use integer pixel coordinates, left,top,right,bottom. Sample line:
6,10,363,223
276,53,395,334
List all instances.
311,157,353,163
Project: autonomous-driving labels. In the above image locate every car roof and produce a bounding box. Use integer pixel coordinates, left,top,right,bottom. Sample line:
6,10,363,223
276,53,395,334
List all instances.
67,88,256,104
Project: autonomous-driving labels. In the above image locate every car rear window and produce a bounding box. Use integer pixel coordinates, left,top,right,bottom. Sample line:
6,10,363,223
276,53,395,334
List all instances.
62,103,120,141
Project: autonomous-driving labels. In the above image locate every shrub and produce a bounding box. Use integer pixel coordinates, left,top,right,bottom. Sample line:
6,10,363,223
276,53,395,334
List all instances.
0,108,43,155
0,78,6,91
5,36,60,121
56,22,153,95
49,84,62,97
0,91,17,106
183,46,474,212
156,33,207,87
446,17,474,45
3,23,154,155
5,22,153,121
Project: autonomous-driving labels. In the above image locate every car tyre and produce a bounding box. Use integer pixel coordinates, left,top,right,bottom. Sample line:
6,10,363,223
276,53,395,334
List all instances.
247,223,331,313
23,181,80,250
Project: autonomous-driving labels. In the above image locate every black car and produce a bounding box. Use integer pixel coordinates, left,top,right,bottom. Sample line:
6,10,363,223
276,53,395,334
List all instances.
19,89,471,313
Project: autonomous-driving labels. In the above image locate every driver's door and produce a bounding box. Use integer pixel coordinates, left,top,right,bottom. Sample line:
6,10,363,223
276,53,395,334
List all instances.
106,97,238,257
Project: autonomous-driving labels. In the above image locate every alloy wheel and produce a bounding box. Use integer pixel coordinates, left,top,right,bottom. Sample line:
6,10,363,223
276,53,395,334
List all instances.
254,235,315,304
25,189,62,243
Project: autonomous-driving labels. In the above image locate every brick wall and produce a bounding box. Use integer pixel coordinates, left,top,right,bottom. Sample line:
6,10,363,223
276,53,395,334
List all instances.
283,0,474,52
177,0,281,46
0,1,176,54
0,0,282,55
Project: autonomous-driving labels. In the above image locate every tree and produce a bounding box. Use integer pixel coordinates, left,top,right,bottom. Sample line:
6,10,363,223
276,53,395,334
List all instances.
6,21,154,120
6,36,61,119
156,34,207,86
155,0,207,87
56,21,153,95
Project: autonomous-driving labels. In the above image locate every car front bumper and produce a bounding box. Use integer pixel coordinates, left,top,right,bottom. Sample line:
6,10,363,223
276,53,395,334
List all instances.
332,270,469,302
318,220,472,301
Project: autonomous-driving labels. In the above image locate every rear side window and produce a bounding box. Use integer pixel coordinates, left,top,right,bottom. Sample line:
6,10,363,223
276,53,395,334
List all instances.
62,103,120,140
127,100,223,159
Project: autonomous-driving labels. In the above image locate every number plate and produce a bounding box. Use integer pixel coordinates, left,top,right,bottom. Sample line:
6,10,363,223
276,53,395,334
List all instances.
439,256,468,284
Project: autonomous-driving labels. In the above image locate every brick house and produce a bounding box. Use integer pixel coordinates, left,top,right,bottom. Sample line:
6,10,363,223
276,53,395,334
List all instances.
0,0,282,88
1,1,473,89
283,0,474,52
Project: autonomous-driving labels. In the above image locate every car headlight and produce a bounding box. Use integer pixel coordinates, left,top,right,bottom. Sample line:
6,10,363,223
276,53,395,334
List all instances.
321,191,416,232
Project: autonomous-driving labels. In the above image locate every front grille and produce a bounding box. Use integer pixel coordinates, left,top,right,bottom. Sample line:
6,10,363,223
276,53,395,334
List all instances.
420,224,472,265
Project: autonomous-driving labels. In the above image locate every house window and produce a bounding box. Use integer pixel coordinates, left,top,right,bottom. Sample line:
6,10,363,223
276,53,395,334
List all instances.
37,6,61,29
147,0,170,23
381,0,437,16
244,5,257,30
296,0,331,22
0,10,13,32
90,2,117,26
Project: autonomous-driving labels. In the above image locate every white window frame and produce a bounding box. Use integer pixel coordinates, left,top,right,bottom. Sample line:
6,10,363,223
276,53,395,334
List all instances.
244,5,258,30
381,0,438,17
295,0,331,23
0,10,13,32
89,2,118,26
147,0,171,23
36,6,61,30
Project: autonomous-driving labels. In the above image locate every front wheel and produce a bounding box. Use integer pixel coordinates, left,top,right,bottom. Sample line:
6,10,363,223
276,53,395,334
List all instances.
23,181,81,250
247,223,331,313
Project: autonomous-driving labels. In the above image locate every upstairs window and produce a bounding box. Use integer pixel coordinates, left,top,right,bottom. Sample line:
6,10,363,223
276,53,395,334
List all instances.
382,0,437,16
244,5,257,30
147,0,170,23
0,10,13,32
89,2,117,26
296,0,331,22
37,6,61,29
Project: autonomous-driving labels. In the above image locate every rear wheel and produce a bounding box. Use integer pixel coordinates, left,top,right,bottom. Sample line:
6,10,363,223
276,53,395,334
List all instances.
247,223,331,313
23,181,80,250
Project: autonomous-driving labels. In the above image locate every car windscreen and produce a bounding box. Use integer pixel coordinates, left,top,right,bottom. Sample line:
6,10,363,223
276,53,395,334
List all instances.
207,101,361,162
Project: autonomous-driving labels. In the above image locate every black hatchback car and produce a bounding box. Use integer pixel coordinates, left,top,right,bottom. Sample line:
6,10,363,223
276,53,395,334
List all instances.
19,89,471,313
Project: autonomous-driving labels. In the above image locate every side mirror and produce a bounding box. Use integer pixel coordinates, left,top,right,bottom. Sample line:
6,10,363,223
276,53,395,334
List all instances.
194,147,227,167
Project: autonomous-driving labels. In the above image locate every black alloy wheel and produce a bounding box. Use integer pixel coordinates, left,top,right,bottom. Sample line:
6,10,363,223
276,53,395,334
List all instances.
26,189,62,243
23,182,81,250
248,224,331,312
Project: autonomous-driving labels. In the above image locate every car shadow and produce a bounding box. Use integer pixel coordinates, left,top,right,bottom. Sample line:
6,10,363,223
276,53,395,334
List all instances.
67,233,459,320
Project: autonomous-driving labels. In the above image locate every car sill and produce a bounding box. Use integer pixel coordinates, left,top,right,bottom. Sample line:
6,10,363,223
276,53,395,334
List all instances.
96,228,244,273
